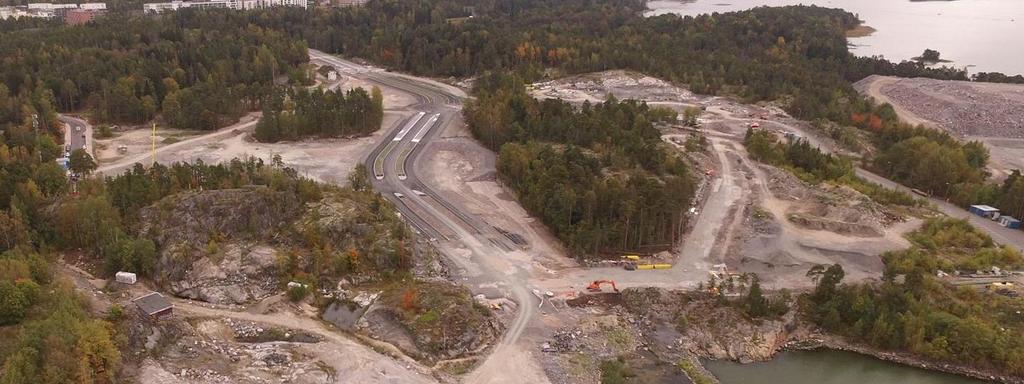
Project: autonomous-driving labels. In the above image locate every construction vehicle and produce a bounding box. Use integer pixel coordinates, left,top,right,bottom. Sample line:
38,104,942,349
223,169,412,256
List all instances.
586,280,619,293
623,261,672,271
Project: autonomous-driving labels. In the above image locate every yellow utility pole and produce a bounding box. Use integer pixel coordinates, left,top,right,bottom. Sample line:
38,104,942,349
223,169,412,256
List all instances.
152,122,156,166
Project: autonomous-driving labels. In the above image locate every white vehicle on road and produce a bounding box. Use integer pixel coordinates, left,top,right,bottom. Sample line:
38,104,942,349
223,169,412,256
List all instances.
393,192,405,198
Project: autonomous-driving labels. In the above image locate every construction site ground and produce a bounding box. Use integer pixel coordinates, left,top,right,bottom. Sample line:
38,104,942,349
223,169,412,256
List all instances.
68,63,960,384
524,71,918,291
855,75,1024,179
93,74,417,184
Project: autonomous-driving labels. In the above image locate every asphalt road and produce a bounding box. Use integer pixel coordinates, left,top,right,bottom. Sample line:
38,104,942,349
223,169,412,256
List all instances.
857,169,1024,251
309,50,543,382
58,114,91,156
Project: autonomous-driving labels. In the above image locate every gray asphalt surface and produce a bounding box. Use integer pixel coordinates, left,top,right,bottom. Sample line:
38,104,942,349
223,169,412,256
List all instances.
856,169,1024,251
308,50,542,382
58,114,90,155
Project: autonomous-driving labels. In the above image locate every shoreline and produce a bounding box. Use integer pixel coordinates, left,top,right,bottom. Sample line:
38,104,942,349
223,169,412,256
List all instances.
782,335,1022,384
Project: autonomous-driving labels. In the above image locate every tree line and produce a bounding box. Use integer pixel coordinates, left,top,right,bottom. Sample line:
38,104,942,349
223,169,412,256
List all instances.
744,129,920,207
229,1,1024,221
0,79,122,381
255,85,384,142
465,73,694,257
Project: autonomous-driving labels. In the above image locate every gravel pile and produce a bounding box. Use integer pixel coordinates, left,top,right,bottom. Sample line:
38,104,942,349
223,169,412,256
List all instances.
880,79,1024,138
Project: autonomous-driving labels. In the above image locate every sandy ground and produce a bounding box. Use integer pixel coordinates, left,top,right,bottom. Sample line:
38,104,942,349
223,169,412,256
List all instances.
520,72,912,293
95,68,419,184
419,113,576,273
530,70,704,110
96,110,406,185
856,75,1024,179
69,58,979,383
93,124,226,165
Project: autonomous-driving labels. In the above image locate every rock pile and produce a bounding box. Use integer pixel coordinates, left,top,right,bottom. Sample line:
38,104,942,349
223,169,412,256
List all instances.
879,78,1024,139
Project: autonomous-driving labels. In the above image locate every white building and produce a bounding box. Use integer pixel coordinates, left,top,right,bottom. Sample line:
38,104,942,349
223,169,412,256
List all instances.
1,3,107,19
143,0,306,13
27,3,80,11
79,3,107,10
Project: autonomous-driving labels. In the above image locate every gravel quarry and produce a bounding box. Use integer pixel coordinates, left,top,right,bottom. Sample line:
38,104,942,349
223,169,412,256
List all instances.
856,75,1024,179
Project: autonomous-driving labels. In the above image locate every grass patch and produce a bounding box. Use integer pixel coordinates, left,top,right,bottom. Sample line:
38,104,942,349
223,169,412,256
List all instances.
416,309,439,324
599,357,636,384
678,359,715,384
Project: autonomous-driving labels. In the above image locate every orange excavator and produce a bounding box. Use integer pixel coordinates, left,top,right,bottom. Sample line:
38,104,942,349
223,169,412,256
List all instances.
586,280,619,293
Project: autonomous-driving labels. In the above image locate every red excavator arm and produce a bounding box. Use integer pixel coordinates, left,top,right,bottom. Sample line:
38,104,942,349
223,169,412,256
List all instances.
586,280,619,293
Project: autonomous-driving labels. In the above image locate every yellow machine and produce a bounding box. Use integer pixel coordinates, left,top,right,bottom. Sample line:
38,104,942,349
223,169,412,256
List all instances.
636,264,672,270
624,261,672,271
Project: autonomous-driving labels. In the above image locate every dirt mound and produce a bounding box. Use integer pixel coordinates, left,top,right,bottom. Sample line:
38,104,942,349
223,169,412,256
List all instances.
531,70,701,104
762,166,893,237
787,211,883,237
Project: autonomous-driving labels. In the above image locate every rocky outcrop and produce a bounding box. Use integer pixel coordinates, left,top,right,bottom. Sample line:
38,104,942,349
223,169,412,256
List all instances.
621,287,800,363
168,244,279,304
363,282,502,363
137,187,302,304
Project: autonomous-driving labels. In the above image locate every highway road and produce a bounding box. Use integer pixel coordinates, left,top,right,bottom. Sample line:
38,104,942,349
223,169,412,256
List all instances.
309,50,546,383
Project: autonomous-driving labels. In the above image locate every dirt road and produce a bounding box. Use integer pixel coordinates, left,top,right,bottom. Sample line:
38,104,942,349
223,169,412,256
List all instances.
857,75,937,128
95,113,261,176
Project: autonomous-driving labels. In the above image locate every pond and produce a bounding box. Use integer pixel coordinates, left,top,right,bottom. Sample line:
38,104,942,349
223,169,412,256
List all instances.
704,350,994,384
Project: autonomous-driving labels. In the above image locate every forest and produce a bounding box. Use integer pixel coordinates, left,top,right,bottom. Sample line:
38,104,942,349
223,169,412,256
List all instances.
254,85,384,142
0,72,122,379
2,0,1019,216
465,73,694,256
805,218,1024,376
0,9,308,130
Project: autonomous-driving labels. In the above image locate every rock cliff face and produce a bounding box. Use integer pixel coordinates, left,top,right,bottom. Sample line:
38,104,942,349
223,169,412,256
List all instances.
167,244,279,304
622,287,799,363
137,187,303,304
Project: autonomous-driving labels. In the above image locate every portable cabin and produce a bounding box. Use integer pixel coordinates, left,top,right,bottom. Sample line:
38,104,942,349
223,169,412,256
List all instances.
115,271,137,284
969,205,1000,219
998,215,1022,229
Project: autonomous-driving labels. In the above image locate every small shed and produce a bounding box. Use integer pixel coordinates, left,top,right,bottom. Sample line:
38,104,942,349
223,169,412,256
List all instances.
133,292,173,321
115,271,137,284
998,215,1022,229
969,205,1000,219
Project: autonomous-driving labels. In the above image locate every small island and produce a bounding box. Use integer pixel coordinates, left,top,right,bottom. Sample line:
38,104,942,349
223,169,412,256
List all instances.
913,48,952,64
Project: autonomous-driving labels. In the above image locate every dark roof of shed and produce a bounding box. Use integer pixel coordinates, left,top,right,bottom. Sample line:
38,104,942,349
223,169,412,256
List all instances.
133,292,173,315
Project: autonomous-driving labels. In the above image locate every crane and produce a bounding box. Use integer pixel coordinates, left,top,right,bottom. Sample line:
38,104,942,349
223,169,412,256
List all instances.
586,280,619,293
